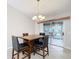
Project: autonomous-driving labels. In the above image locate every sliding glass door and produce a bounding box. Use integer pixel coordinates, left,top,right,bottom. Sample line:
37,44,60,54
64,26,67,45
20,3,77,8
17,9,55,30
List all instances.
43,21,64,46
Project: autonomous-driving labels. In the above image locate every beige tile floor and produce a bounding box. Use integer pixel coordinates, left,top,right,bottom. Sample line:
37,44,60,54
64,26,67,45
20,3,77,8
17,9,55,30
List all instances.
7,45,71,59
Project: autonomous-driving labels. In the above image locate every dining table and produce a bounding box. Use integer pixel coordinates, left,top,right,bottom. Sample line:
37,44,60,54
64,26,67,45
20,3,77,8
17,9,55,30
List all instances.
18,35,44,59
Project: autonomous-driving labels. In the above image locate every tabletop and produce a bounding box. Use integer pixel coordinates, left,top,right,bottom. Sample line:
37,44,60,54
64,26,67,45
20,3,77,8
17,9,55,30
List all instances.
19,35,44,41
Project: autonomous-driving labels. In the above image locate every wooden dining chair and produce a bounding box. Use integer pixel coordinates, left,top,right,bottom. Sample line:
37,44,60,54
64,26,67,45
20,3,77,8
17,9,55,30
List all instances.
34,35,49,59
12,36,29,59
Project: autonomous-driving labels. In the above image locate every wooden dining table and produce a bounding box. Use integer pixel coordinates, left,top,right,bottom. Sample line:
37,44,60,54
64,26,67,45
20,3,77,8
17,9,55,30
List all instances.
18,35,44,59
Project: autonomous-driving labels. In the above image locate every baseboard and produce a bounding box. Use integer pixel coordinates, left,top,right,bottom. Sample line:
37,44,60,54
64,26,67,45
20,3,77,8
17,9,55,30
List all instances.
7,47,12,51
64,46,71,50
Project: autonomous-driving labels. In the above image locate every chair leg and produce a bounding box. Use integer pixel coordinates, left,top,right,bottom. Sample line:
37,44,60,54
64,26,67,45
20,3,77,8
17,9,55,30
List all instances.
33,47,36,55
17,52,19,59
28,53,31,59
22,51,25,54
33,51,35,55
28,55,31,59
43,48,45,59
47,46,49,56
12,49,14,59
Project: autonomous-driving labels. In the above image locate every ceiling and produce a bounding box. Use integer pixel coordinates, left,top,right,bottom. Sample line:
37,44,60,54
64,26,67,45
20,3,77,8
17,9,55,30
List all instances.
7,0,71,19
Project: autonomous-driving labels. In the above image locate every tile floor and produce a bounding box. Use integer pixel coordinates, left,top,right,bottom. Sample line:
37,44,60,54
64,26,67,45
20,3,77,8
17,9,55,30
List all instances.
49,36,63,47
49,39,63,47
7,45,71,59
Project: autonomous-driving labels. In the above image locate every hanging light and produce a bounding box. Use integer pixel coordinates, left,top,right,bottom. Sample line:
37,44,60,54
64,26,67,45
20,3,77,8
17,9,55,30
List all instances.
32,0,46,21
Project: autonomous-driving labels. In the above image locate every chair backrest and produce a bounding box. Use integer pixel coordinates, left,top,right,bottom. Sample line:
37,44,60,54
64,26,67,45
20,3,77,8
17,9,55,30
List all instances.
39,33,45,36
39,33,45,42
23,33,28,36
12,36,19,51
43,35,49,47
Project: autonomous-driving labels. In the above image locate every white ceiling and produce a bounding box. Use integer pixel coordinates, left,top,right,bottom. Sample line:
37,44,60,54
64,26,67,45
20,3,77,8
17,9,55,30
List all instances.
7,0,71,19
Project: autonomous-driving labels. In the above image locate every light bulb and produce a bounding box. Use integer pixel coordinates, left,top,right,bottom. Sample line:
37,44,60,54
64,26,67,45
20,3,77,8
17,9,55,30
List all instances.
38,15,42,18
32,15,46,21
32,16,37,20
42,16,45,19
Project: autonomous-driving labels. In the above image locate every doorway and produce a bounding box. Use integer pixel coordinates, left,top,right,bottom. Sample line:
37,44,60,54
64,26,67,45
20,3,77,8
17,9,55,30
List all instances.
43,21,64,47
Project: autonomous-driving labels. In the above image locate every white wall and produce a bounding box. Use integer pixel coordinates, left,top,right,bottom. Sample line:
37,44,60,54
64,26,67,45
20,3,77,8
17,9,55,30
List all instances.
63,20,71,49
7,5,35,49
35,23,44,34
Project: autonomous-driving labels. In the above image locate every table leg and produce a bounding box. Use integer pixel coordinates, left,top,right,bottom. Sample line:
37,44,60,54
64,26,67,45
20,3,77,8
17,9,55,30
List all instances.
28,53,31,59
28,41,32,59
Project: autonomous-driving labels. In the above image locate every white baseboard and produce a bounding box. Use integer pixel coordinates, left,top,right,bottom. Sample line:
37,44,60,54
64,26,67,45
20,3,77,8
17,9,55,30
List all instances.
64,46,71,50
7,47,12,51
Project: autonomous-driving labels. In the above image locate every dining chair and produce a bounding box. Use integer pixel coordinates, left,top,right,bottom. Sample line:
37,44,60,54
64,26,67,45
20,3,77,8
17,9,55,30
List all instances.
39,33,45,43
22,33,29,42
23,33,28,36
22,33,29,54
12,36,29,59
34,33,45,44
39,33,45,36
34,35,49,59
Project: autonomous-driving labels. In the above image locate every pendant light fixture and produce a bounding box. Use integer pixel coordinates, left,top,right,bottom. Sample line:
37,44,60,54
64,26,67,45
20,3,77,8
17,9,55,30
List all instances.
32,0,46,21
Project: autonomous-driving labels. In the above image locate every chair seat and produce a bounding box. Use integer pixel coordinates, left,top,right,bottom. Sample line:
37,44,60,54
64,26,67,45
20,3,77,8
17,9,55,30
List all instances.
19,43,29,51
35,42,45,49
35,41,43,44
